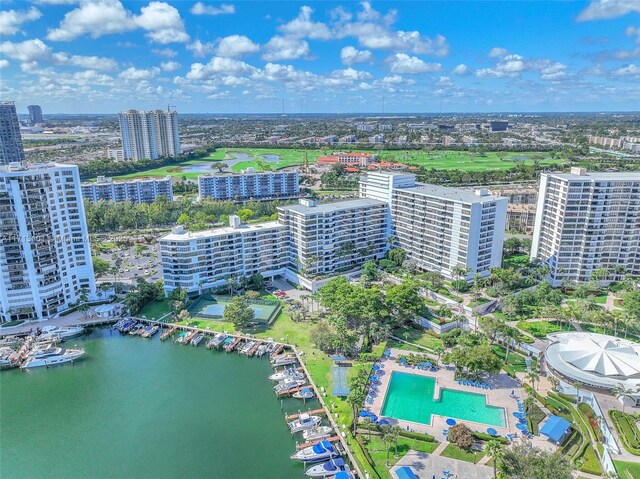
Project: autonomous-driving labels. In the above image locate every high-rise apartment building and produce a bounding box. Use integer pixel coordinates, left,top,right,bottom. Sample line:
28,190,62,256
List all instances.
278,198,388,276
0,163,95,322
28,105,43,126
360,171,508,280
0,101,26,165
81,176,173,203
531,167,640,286
198,170,300,201
118,109,180,161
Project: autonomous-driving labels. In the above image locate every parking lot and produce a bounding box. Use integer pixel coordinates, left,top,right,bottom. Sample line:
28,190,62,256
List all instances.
95,242,162,284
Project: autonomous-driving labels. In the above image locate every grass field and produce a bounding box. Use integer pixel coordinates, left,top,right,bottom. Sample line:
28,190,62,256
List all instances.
516,320,575,338
112,148,564,180
440,443,485,463
614,460,640,479
138,298,172,320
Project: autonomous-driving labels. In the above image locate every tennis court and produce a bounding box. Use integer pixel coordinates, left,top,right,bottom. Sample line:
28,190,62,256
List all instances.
188,295,279,323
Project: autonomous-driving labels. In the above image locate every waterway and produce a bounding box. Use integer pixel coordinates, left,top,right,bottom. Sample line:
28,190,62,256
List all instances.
0,329,316,479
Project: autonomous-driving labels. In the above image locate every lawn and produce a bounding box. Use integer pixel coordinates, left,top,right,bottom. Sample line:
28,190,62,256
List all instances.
502,253,531,269
491,344,528,372
115,157,219,181
0,320,25,328
440,443,485,463
393,150,562,172
359,436,439,478
614,460,640,479
391,327,444,352
516,320,574,338
138,298,172,320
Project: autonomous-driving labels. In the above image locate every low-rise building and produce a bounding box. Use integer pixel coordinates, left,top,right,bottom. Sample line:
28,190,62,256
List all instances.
197,170,300,201
488,187,537,233
81,176,173,203
317,152,375,167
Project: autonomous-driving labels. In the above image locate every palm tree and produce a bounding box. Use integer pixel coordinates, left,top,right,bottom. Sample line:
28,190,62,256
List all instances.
390,425,401,459
526,370,540,391
611,383,636,413
502,326,520,364
433,345,445,366
573,381,582,402
548,376,560,391
485,439,503,479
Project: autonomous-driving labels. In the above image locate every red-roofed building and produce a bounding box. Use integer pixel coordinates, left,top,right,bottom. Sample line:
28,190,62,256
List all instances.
317,152,375,167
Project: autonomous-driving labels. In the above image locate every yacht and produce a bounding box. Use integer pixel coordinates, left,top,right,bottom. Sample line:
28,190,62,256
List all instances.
305,458,350,477
129,324,145,335
288,413,322,433
269,368,304,382
274,377,307,393
303,426,333,442
21,347,85,369
293,387,315,400
0,347,18,370
190,334,204,346
141,326,159,338
291,440,339,463
40,325,85,341
271,353,298,367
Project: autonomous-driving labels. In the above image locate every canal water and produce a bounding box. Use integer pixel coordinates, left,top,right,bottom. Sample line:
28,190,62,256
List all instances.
0,329,316,479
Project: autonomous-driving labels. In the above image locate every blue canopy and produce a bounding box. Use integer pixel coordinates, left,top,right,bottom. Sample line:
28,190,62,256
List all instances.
359,411,373,417
487,427,498,436
383,349,392,356
399,358,407,363
312,441,333,454
331,355,347,361
371,365,381,371
335,473,351,479
516,423,529,430
323,458,345,471
540,415,571,443
446,418,457,426
394,466,419,479
377,418,391,426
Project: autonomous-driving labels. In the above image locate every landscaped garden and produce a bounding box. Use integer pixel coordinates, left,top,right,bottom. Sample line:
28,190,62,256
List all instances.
516,320,575,338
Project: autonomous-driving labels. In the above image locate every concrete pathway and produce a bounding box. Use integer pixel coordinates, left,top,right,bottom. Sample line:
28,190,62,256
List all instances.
391,450,493,479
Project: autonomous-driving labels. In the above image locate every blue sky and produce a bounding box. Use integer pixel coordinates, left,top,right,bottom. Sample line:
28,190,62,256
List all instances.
1,0,639,113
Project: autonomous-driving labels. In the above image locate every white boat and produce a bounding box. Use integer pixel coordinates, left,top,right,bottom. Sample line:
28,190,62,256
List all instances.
191,334,204,346
293,387,315,400
305,458,350,477
303,426,334,442
288,413,322,433
274,377,307,393
141,326,159,338
255,343,268,357
21,348,85,368
291,440,339,463
0,347,18,370
269,367,305,381
271,353,298,366
129,324,145,335
40,325,85,341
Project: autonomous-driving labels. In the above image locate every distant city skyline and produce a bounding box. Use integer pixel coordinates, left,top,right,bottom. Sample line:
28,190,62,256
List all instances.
1,1,639,113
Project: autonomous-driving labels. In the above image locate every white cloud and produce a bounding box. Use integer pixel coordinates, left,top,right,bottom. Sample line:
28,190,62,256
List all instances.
627,25,640,44
187,39,215,57
333,3,448,56
0,60,9,69
257,63,317,90
436,76,453,87
160,61,181,72
279,6,332,40
0,39,117,70
388,53,441,74
186,56,257,80
340,46,372,66
32,0,79,4
262,36,309,61
488,47,508,58
152,48,177,58
47,0,189,44
577,0,640,21
118,66,160,80
380,74,404,84
476,54,527,78
325,67,372,85
0,7,42,36
540,62,568,81
452,64,469,75
215,35,259,58
190,3,235,16
613,63,640,76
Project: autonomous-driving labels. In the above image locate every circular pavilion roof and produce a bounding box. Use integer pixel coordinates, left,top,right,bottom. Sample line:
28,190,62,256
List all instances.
546,332,640,392
95,304,116,313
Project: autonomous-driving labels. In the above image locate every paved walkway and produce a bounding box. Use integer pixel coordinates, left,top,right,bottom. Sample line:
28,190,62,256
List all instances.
391,450,493,479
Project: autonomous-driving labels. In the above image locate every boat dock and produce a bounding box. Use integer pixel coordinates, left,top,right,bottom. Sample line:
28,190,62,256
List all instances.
225,337,242,352
183,330,198,344
285,409,326,420
276,384,311,396
160,326,177,341
295,436,341,450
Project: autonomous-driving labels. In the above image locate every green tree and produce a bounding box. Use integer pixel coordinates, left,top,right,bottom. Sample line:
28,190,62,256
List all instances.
485,439,503,479
388,248,405,267
448,423,474,450
611,383,636,413
236,208,254,221
499,442,572,479
77,289,90,319
223,296,255,330
347,369,369,435
361,260,379,283
92,257,111,278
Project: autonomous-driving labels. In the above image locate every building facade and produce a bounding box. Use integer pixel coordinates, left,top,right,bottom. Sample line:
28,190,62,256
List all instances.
531,167,640,286
360,171,508,280
0,101,26,165
0,163,95,322
317,152,375,167
159,217,288,295
277,198,388,277
198,170,300,201
28,105,43,126
488,187,538,233
81,175,173,203
118,109,180,161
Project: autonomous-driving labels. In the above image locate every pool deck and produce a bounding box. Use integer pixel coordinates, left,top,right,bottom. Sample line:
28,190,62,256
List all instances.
367,348,525,442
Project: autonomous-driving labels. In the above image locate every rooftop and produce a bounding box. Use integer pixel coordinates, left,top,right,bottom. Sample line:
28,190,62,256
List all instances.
199,170,299,178
160,220,283,241
279,198,386,215
0,162,76,174
548,171,640,181
84,175,171,185
397,184,506,203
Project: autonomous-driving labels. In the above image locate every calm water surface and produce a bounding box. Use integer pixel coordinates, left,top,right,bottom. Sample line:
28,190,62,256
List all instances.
0,329,314,479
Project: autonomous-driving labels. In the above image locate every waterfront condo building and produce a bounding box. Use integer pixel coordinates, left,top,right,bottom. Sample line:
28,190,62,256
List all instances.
118,109,180,161
0,101,26,165
198,170,300,201
277,198,388,276
0,163,95,323
81,175,173,203
159,216,288,294
360,171,508,280
531,167,640,286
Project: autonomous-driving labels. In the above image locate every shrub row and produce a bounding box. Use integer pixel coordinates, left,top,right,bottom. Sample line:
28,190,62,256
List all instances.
473,431,508,444
558,392,578,403
609,410,640,455
357,422,436,442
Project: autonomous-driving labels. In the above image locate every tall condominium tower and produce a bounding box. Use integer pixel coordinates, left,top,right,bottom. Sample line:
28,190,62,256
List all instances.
531,167,640,286
118,109,180,161
0,163,96,322
0,101,26,165
28,105,43,125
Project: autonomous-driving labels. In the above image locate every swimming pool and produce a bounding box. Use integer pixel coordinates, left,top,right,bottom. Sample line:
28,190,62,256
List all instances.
381,372,506,427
